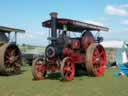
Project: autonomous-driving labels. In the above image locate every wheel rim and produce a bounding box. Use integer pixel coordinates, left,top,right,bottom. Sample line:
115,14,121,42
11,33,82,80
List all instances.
32,58,46,80
4,44,21,74
61,57,75,81
92,45,106,76
86,43,106,76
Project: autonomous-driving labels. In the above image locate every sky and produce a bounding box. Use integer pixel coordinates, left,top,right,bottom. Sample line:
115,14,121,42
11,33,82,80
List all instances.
0,0,128,46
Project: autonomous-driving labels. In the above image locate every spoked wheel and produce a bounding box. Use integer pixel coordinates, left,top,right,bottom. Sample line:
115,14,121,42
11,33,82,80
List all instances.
0,43,22,75
32,57,47,80
86,43,106,76
61,57,75,81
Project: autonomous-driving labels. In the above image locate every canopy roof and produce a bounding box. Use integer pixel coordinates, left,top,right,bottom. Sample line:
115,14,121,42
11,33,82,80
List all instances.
0,26,25,33
42,18,109,32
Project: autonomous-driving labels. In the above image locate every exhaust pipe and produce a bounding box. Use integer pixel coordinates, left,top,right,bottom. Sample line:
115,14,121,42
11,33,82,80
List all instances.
50,12,58,45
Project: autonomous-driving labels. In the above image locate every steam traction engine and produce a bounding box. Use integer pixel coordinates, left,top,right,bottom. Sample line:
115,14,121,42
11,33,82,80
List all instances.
32,12,109,81
0,26,25,75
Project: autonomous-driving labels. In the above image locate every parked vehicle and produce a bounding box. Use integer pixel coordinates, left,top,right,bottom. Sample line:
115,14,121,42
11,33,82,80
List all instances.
32,12,109,81
0,26,25,75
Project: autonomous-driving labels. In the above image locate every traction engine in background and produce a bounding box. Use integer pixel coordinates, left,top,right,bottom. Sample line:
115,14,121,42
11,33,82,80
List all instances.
0,26,25,75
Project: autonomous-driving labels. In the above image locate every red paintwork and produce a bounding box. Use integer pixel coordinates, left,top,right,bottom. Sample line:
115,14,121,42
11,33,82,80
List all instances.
63,58,75,80
92,45,106,76
63,47,85,64
71,53,85,64
63,48,72,56
46,57,57,64
72,39,80,49
81,31,95,50
34,13,108,81
58,19,68,24
35,64,45,80
46,58,59,72
50,65,58,72
44,34,106,80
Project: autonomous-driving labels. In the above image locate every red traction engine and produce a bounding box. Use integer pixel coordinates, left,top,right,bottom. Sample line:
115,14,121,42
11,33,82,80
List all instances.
32,12,109,81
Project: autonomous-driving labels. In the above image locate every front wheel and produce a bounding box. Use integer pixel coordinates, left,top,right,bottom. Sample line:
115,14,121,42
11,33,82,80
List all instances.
32,57,47,80
60,57,75,81
86,43,106,76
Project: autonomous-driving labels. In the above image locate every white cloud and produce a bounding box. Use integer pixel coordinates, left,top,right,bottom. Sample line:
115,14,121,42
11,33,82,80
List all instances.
121,20,128,25
105,5,128,16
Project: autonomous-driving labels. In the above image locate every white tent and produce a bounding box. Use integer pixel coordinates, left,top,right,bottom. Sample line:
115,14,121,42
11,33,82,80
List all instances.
100,40,127,48
101,40,128,64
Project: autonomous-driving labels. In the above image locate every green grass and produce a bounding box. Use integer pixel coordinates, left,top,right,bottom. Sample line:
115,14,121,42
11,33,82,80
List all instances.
0,66,128,96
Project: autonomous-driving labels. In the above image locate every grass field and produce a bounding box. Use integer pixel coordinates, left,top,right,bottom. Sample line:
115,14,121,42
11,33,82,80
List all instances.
0,66,128,96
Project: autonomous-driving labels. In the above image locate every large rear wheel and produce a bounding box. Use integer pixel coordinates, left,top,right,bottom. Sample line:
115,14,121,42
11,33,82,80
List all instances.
86,43,106,76
60,57,75,81
0,43,22,75
32,58,47,80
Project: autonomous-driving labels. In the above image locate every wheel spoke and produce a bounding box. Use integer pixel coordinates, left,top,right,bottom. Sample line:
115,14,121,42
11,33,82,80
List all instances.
32,58,46,80
93,56,97,65
10,48,17,56
67,61,71,66
14,55,20,62
36,72,43,80
5,59,10,64
5,55,10,59
99,50,104,57
93,49,99,64
6,52,11,57
36,65,42,72
96,49,106,76
94,49,99,56
64,66,69,72
14,62,21,68
64,71,71,79
100,57,104,66
86,44,106,76
61,57,75,81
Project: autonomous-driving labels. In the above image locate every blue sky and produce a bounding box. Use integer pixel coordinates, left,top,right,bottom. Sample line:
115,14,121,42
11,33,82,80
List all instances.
0,0,128,46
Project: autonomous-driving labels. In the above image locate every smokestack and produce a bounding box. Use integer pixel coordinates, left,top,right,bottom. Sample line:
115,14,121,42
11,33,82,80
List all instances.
50,12,58,44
